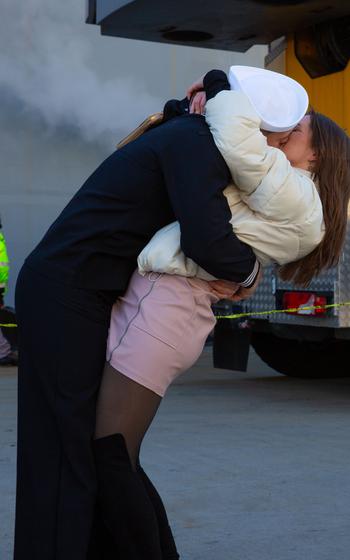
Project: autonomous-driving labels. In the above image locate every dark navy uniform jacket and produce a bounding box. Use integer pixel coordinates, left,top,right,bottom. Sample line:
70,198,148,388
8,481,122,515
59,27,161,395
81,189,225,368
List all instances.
26,72,257,295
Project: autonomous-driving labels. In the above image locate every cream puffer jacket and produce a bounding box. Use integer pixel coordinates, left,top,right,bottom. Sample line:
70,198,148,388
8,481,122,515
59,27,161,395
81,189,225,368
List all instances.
138,90,325,281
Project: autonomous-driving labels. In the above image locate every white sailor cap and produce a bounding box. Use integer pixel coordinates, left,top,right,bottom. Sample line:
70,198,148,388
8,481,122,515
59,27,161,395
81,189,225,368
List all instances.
228,65,309,132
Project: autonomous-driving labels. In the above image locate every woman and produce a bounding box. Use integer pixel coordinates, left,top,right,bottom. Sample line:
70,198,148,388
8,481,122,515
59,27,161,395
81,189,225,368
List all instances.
92,70,350,559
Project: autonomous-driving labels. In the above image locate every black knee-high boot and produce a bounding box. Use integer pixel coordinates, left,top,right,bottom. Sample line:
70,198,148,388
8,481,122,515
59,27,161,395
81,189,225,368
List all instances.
87,502,117,560
93,433,162,560
137,464,180,560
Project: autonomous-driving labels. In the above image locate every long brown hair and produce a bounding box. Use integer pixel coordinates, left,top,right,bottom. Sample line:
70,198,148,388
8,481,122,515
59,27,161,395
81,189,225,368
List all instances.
278,110,350,286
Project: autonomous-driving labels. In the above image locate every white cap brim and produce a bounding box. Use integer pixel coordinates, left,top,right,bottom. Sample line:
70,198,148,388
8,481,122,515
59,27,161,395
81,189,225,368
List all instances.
228,65,309,132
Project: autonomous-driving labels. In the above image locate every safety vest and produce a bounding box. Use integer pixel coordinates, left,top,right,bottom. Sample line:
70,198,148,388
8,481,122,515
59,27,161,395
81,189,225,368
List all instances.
0,231,9,290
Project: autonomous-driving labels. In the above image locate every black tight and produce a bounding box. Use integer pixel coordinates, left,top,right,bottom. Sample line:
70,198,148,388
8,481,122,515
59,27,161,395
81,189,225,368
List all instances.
93,362,179,559
94,362,162,469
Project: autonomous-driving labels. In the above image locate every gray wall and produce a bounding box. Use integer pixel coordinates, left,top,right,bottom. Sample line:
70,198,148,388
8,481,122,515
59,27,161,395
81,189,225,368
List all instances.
1,2,267,305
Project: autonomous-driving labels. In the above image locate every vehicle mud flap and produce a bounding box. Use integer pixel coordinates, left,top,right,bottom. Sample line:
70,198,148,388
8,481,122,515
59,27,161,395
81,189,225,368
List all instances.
213,309,251,372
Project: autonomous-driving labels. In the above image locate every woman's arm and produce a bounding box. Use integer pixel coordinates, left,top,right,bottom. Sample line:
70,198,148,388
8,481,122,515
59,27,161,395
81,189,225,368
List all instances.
205,87,320,225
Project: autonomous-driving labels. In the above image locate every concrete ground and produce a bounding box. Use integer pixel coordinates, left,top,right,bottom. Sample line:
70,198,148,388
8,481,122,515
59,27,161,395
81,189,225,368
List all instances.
1,347,350,560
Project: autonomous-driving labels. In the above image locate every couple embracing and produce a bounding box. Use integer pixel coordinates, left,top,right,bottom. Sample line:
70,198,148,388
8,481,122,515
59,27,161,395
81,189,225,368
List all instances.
14,67,350,559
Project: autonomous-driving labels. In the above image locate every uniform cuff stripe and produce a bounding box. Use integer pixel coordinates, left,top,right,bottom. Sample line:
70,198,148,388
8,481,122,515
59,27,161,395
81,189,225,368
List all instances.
239,260,260,288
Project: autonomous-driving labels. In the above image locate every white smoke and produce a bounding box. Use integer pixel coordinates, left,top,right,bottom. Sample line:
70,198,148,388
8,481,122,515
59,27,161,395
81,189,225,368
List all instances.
0,0,163,146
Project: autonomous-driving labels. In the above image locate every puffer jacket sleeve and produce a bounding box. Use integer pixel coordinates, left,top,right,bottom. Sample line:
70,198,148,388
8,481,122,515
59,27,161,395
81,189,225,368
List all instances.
137,221,216,280
205,90,321,225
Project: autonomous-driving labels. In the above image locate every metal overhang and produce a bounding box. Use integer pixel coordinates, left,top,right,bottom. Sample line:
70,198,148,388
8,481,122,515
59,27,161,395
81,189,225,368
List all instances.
86,0,350,52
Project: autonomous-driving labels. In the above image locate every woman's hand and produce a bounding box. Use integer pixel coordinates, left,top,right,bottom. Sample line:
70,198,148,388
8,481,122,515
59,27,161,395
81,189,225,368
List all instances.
186,76,207,114
189,91,207,114
186,76,205,99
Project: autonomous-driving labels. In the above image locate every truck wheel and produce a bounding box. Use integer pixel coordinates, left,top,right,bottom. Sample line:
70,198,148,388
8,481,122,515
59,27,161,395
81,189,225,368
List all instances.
251,332,350,378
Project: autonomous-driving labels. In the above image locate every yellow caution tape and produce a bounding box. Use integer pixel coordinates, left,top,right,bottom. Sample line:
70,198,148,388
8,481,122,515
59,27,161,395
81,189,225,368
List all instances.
1,302,350,327
215,301,350,320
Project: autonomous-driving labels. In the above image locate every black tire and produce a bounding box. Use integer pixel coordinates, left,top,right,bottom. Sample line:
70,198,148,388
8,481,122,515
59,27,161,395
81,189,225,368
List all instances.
251,331,350,379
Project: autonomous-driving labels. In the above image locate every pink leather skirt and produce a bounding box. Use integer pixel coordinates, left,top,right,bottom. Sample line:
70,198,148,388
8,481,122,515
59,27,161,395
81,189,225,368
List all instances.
106,270,218,396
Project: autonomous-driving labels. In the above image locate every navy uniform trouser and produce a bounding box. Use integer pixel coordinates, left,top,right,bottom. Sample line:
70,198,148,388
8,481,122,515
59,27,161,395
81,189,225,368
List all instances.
14,264,118,560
